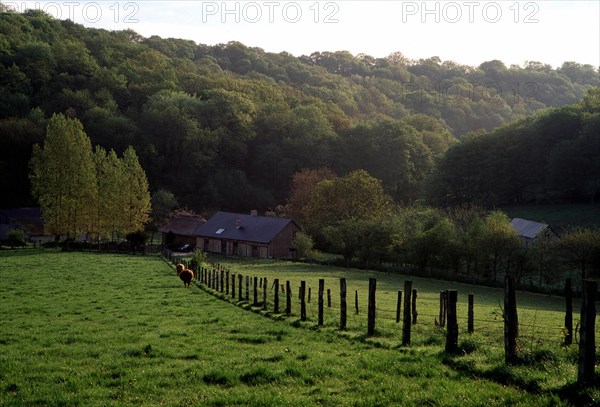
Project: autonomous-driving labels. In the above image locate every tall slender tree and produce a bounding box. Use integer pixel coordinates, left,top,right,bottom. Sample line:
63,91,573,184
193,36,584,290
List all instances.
121,146,151,235
30,114,97,238
93,146,125,240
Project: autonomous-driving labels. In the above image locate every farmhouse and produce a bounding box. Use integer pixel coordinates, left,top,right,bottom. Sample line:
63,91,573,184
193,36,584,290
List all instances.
195,211,301,259
510,218,558,247
0,207,48,242
159,214,207,248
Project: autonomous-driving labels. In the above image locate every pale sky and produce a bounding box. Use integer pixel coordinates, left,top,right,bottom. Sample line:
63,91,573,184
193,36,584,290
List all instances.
5,0,600,68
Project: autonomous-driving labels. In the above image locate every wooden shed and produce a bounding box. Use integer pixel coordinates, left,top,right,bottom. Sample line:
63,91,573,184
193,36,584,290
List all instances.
195,211,301,259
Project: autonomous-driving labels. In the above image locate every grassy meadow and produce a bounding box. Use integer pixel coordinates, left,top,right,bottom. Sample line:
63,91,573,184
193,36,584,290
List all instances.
0,250,597,406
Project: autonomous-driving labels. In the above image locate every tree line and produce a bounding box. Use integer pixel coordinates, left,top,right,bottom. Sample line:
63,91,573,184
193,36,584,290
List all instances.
427,90,600,207
286,169,600,289
0,8,598,211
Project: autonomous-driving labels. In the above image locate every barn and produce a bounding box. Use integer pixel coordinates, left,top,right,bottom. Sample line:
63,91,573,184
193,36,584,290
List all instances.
195,211,301,259
510,218,559,247
159,215,207,249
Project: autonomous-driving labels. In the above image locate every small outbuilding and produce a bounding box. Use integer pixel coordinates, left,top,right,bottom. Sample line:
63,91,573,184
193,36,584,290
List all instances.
195,211,301,259
159,215,207,248
510,218,558,247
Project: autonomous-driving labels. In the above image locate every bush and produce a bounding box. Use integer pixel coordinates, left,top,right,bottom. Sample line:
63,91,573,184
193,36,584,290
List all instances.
6,229,26,248
292,232,316,259
190,248,208,270
126,231,148,253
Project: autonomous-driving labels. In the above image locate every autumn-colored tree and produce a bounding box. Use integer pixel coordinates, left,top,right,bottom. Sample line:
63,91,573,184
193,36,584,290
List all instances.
285,168,336,222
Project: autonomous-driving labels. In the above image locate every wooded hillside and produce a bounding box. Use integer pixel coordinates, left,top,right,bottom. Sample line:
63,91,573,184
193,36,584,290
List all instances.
1,8,598,211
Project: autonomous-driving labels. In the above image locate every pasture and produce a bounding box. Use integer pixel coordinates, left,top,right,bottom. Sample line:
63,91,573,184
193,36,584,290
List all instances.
0,250,596,405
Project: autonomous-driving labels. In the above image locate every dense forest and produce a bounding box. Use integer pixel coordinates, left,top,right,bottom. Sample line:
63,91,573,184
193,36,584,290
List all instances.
1,7,599,212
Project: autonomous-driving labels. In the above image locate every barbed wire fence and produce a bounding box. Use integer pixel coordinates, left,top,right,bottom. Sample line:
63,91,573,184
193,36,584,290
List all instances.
163,255,597,386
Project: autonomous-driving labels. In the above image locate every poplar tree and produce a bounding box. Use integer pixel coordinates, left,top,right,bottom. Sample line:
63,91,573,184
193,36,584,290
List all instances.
93,146,125,240
30,114,97,238
121,146,151,235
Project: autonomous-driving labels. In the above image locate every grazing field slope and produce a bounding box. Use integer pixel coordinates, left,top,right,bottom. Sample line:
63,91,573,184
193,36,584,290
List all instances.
0,250,587,405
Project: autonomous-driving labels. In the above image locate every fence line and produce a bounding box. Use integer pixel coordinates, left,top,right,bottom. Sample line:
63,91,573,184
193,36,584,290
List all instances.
169,258,588,351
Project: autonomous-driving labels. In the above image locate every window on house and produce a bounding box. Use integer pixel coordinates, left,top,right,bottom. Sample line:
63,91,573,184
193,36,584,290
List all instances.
216,228,225,235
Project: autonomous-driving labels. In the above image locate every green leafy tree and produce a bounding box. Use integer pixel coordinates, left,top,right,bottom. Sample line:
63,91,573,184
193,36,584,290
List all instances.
151,189,179,228
396,207,456,274
340,120,433,203
121,146,151,235
303,169,393,237
291,232,316,259
476,211,520,282
553,227,600,281
93,146,125,240
304,170,393,257
30,113,97,238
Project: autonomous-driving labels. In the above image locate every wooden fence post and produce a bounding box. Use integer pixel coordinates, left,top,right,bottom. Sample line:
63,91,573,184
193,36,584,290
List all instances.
300,281,307,321
238,274,243,301
245,275,250,301
355,290,359,315
286,281,291,316
411,289,418,324
504,275,518,365
225,270,229,295
231,273,236,299
564,278,573,345
445,290,458,354
578,279,597,387
327,289,331,308
340,278,347,330
402,280,412,346
253,277,258,306
318,279,325,326
273,278,280,313
396,291,402,323
439,290,446,327
468,293,474,334
308,287,312,303
367,278,377,336
263,277,268,310
220,270,224,292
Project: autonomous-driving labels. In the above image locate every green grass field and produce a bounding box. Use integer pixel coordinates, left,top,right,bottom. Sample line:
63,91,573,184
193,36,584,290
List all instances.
0,250,597,405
